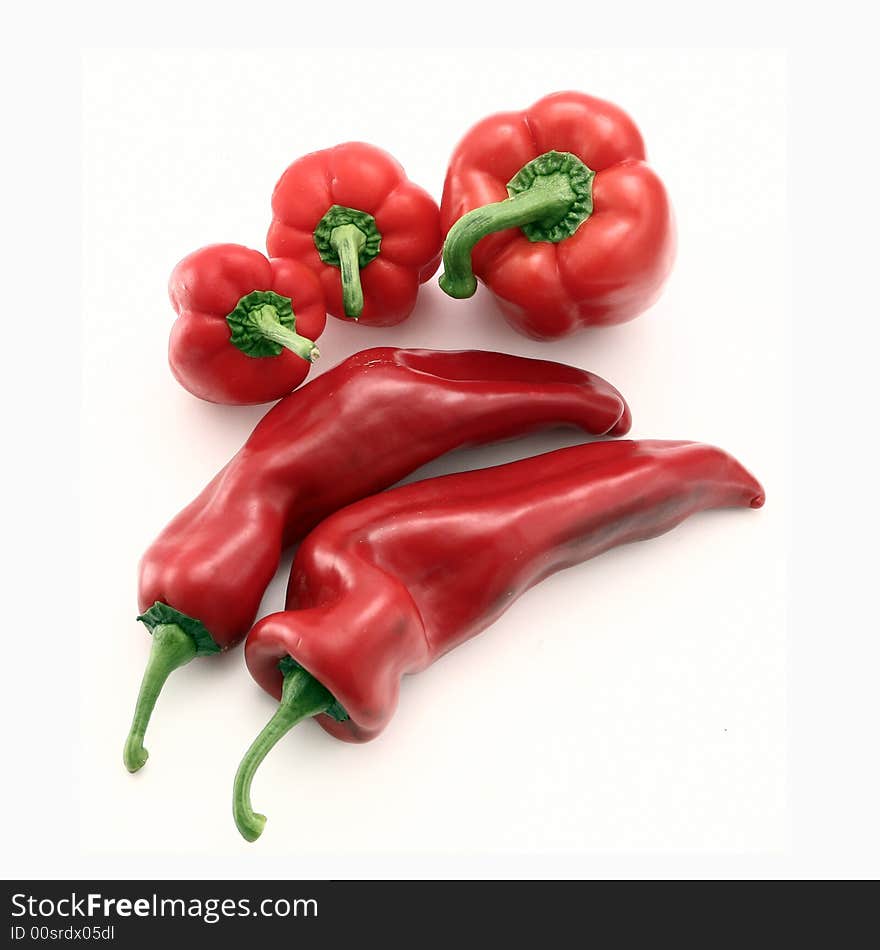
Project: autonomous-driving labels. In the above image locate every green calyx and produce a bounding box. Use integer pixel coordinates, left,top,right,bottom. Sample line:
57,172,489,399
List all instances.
122,603,221,772
313,205,382,319
313,205,382,268
507,150,594,242
232,660,342,842
137,601,221,657
439,150,595,299
279,655,348,723
226,290,319,363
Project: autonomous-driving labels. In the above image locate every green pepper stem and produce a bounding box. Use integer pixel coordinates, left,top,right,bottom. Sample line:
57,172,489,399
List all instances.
233,666,334,842
251,304,319,362
123,624,198,773
439,173,577,299
329,224,367,319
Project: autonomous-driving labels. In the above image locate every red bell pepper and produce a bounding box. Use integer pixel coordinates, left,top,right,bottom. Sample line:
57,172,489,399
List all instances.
236,439,763,840
266,142,442,326
124,348,631,772
439,91,676,340
168,244,325,405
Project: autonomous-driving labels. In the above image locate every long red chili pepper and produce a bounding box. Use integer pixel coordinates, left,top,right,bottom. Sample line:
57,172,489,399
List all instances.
124,348,631,772
439,91,675,339
236,440,763,841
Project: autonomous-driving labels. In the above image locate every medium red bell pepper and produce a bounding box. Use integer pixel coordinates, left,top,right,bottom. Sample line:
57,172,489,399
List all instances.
124,348,631,772
236,439,763,840
439,91,676,340
266,142,442,325
168,244,325,405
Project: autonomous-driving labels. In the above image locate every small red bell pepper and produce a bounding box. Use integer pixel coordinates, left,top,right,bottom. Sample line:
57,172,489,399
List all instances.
439,91,676,340
266,142,442,326
236,439,763,840
124,348,631,772
168,244,326,405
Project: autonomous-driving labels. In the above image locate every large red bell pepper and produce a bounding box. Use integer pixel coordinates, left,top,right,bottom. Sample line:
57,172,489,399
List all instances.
439,91,676,340
267,142,442,326
168,244,325,405
236,439,763,840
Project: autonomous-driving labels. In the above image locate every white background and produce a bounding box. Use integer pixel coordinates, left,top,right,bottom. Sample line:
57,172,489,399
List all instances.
77,48,788,866
4,22,877,881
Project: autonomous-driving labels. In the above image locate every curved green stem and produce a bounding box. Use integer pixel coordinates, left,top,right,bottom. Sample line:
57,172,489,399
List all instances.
123,624,198,773
439,174,576,299
226,290,317,362
329,224,367,319
251,304,319,362
233,665,335,842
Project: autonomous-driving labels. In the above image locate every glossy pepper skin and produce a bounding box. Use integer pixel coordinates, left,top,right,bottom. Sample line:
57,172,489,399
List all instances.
124,347,631,772
439,91,676,340
266,142,442,325
168,244,325,405
250,440,764,737
237,439,763,840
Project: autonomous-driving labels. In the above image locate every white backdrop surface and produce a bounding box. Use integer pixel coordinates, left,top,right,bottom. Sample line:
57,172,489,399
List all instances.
78,49,789,869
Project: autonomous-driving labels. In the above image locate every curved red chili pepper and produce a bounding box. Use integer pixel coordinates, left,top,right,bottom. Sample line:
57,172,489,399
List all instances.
168,244,326,405
237,440,763,840
267,142,442,326
124,348,631,772
439,91,676,340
